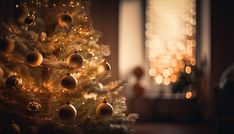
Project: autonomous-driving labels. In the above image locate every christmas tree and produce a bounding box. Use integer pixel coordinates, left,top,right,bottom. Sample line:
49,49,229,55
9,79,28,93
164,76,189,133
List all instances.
0,0,138,133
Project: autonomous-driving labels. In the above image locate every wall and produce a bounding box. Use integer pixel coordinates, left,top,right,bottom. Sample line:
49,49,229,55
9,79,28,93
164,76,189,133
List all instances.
118,0,145,78
211,0,234,89
0,0,15,22
210,0,234,119
90,0,119,80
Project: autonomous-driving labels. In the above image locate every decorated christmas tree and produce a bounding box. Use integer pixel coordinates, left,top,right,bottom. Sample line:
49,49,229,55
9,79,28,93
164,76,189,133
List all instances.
0,0,138,133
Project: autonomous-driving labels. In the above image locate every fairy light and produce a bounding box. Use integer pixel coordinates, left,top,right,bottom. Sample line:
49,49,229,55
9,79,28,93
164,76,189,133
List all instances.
146,0,196,85
170,74,177,82
155,75,163,84
185,91,193,99
185,66,192,74
163,77,171,85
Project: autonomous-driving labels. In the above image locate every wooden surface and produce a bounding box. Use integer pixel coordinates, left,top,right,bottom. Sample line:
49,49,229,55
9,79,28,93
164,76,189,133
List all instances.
127,98,201,122
131,123,216,134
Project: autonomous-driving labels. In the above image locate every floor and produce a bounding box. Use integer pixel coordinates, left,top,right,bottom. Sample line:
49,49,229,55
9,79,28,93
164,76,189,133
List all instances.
131,123,217,134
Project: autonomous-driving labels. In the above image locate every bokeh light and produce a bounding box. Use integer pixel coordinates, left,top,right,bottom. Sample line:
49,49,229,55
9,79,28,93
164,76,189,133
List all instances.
185,91,193,99
146,0,196,85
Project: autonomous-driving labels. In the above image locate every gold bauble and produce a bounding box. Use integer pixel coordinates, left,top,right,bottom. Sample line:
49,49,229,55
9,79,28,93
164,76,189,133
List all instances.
26,51,43,67
67,51,83,69
58,13,73,29
0,38,15,53
96,100,113,118
58,102,77,121
61,74,77,90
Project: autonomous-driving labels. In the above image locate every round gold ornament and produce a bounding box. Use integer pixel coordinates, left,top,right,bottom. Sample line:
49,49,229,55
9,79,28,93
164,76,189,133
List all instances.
26,51,43,67
0,38,15,53
58,13,73,29
61,74,77,90
67,51,83,69
58,102,77,121
95,100,113,118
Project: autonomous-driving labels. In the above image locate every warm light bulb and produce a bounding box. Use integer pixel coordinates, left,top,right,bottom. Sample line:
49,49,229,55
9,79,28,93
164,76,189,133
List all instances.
185,91,193,99
185,66,192,74
163,69,170,77
163,77,171,85
170,74,177,83
149,68,156,76
155,75,163,84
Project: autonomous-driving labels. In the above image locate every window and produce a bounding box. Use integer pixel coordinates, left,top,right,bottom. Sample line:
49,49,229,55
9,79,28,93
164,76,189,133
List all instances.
145,0,196,98
119,0,197,99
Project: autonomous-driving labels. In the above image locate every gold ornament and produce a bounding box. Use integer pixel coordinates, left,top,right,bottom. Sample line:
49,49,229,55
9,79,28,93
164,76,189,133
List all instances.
5,76,19,89
97,60,111,75
67,51,83,69
0,66,4,77
26,101,42,114
26,51,43,67
58,102,77,121
58,13,73,29
0,38,15,53
61,74,77,90
95,100,113,118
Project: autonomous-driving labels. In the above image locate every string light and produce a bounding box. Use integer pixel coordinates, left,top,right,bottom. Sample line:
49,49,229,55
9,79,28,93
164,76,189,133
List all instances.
185,91,193,99
185,66,192,74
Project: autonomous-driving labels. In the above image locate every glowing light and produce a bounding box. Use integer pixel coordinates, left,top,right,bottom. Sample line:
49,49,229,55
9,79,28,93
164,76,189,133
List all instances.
163,69,170,77
97,65,105,74
185,66,192,74
163,77,171,85
149,68,156,76
170,74,177,83
83,93,97,100
146,0,196,85
185,91,193,99
191,59,196,65
155,75,163,84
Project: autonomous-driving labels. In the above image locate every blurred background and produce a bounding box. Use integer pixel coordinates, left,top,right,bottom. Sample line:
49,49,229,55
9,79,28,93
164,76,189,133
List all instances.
1,0,234,134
